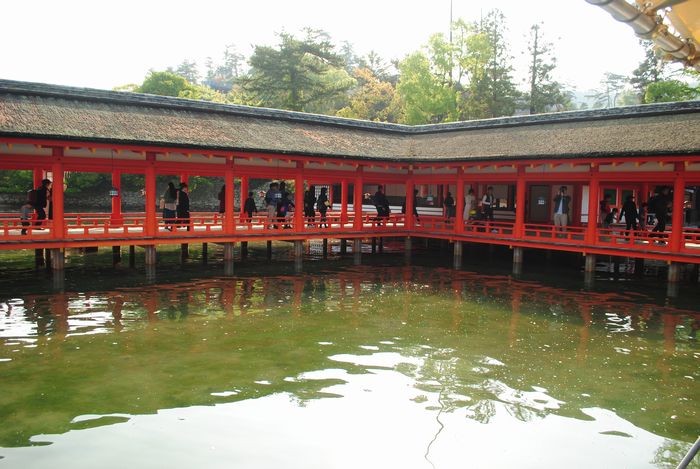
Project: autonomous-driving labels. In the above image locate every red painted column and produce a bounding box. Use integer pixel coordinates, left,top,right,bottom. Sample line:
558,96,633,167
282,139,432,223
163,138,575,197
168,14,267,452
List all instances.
670,162,685,252
341,180,348,225
240,176,249,219
51,148,64,239
353,166,364,230
586,165,600,244
405,176,415,230
514,166,526,238
145,152,157,237
455,168,464,233
33,168,43,190
111,171,122,225
224,158,235,234
180,173,188,185
294,161,304,232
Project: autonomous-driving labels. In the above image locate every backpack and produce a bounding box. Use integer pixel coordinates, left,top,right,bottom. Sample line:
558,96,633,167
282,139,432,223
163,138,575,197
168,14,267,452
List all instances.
27,189,37,207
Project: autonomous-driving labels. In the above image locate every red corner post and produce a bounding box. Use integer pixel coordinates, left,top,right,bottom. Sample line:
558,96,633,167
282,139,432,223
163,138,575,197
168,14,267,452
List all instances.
455,167,464,233
340,180,348,225
51,148,64,239
239,176,249,220
514,166,526,238
353,166,364,230
670,162,686,252
224,158,235,234
145,152,157,237
586,164,600,244
294,161,304,232
405,177,415,230
110,171,123,226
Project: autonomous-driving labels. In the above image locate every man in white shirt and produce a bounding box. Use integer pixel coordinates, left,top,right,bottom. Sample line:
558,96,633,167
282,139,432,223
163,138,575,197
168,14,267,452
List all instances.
553,186,571,231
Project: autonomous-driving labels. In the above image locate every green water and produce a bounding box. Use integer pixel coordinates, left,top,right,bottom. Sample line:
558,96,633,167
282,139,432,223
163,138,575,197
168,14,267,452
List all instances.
0,245,698,468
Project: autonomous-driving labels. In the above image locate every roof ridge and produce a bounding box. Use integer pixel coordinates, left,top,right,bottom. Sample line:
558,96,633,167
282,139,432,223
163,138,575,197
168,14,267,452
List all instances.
1,78,700,135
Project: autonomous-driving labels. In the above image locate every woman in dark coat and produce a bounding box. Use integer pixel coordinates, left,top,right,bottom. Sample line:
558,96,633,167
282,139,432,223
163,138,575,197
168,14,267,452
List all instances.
177,182,191,230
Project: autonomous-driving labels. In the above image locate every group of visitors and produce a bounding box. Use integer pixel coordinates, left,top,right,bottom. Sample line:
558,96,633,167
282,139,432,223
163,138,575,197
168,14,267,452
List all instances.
440,186,496,222
303,187,330,227
160,182,190,231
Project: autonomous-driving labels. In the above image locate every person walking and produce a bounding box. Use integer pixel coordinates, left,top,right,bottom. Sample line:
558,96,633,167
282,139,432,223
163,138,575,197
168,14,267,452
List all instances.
34,178,52,227
651,187,672,234
373,185,390,225
317,187,329,228
177,182,191,231
552,186,571,231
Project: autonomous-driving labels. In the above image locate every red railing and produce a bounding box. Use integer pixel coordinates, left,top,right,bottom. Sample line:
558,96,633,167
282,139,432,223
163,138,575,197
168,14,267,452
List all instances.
463,220,515,237
523,223,587,244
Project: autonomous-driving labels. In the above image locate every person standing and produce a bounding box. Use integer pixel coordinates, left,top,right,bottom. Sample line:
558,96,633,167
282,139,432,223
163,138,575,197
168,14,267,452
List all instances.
243,192,257,220
619,195,639,233
599,195,611,227
304,188,317,225
373,185,390,223
34,178,52,227
481,186,495,221
464,188,477,220
652,187,672,234
444,191,455,221
162,182,178,231
317,187,329,228
177,182,191,231
552,186,571,230
264,182,280,228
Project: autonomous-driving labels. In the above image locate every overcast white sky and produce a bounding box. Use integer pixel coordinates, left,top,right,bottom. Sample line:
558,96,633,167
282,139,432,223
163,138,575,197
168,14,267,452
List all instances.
0,0,643,93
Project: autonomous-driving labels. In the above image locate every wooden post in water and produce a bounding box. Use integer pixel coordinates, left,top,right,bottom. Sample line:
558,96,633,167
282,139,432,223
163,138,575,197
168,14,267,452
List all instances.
50,248,64,271
379,237,384,253
353,239,362,265
129,245,135,268
453,241,463,270
340,239,347,255
112,246,121,265
181,243,189,261
513,246,523,276
35,248,45,268
202,243,208,264
294,240,303,272
371,237,377,254
144,245,156,266
241,241,248,260
223,242,234,276
322,239,328,258
266,241,272,261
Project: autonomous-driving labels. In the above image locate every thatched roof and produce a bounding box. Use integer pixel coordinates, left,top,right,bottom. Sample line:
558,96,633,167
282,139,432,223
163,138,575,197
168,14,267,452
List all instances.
1,79,700,162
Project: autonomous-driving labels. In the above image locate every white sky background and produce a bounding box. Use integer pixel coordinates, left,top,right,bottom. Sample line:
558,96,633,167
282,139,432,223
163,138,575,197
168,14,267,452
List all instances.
0,0,643,93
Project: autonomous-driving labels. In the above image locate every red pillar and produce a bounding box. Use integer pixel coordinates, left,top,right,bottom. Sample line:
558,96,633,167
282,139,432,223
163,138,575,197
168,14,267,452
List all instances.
33,168,43,190
341,180,348,225
180,173,188,185
586,165,600,244
294,161,304,232
405,176,415,229
51,148,64,239
353,166,364,230
224,158,235,234
514,166,526,238
145,152,157,237
455,168,464,233
111,171,122,225
239,176,249,220
670,162,685,252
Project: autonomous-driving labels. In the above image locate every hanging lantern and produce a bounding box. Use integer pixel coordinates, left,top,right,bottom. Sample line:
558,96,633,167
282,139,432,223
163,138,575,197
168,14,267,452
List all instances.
109,187,119,197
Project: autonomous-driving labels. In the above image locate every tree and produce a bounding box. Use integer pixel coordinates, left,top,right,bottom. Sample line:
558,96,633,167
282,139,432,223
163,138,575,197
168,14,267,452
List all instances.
168,60,200,85
524,24,571,114
478,10,519,118
337,68,401,122
239,29,355,113
629,40,665,103
588,72,627,108
396,52,456,124
134,71,191,97
203,45,245,93
645,80,699,103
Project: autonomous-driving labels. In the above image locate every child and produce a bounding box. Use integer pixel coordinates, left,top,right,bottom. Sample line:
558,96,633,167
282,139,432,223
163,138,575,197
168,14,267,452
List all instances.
20,199,33,235
603,207,618,229
243,192,257,220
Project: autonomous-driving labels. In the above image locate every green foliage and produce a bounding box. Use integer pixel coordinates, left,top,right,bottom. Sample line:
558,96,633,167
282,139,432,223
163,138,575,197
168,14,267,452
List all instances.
396,52,456,124
134,71,191,97
168,60,200,85
240,29,355,113
644,80,699,103
630,40,665,103
588,73,628,108
337,68,401,122
64,172,110,194
0,170,33,194
204,45,245,93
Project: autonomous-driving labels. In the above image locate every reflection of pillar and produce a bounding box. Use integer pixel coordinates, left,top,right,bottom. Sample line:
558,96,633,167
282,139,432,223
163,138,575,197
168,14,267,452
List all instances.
294,240,303,273
353,239,362,265
221,281,235,317
145,289,158,322
144,245,156,266
513,246,523,275
577,304,592,363
404,237,412,263
509,289,522,347
453,241,463,269
223,242,234,276
293,277,303,317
